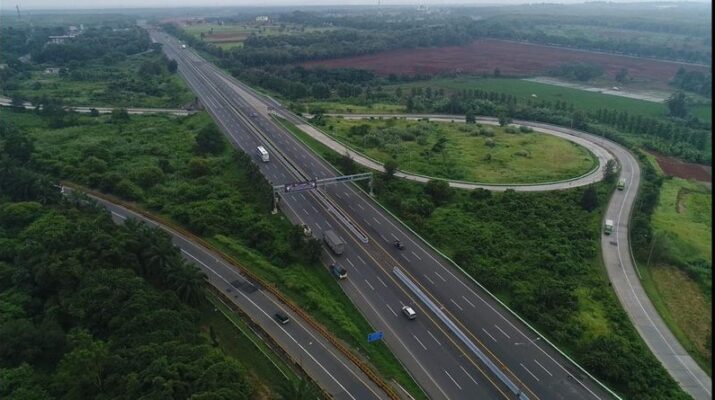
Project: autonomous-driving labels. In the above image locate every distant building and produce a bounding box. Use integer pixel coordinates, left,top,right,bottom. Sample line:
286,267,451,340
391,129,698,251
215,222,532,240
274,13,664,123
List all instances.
44,67,61,74
255,16,270,23
48,35,72,44
416,4,428,11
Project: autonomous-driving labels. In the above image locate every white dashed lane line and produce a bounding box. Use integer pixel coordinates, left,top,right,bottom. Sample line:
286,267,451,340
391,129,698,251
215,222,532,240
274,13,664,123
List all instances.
494,324,511,339
449,298,463,311
461,295,476,308
444,370,462,390
423,274,436,285
534,359,553,377
482,328,498,343
520,363,540,382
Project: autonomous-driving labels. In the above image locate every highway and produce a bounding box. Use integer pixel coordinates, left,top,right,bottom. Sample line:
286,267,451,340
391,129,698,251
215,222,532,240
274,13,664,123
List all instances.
61,186,390,400
151,29,620,400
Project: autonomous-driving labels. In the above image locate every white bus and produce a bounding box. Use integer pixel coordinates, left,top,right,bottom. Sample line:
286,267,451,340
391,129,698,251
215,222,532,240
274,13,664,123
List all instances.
256,146,269,162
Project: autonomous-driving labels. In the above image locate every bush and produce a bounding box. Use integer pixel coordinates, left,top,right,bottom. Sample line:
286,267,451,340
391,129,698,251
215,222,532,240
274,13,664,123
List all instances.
114,179,143,201
519,125,533,133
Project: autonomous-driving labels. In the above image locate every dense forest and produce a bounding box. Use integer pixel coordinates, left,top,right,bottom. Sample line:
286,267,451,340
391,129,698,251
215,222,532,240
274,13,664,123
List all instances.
0,118,254,399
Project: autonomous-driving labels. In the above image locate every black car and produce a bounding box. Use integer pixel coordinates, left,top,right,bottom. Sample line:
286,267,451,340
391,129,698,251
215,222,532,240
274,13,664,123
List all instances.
274,311,290,325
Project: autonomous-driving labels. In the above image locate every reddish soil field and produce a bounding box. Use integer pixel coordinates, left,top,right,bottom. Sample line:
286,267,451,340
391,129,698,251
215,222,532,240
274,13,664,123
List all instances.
649,151,712,182
205,33,248,43
303,39,709,83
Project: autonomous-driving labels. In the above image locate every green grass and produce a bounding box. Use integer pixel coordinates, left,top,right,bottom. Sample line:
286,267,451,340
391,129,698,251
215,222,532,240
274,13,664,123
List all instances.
392,77,672,117
652,178,712,264
10,109,426,400
6,53,193,108
307,101,406,114
641,176,712,372
200,293,300,398
321,116,596,183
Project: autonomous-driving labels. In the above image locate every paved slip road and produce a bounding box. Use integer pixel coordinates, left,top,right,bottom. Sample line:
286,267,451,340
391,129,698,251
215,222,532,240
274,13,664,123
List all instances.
297,113,613,191
61,186,389,400
0,96,193,116
152,30,620,400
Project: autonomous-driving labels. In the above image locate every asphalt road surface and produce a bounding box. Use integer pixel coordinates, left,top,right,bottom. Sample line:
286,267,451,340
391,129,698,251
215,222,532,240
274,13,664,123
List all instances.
150,29,623,400
62,187,390,400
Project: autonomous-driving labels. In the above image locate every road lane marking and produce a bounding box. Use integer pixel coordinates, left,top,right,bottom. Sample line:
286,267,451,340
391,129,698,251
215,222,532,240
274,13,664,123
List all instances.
356,255,367,265
376,276,388,288
111,211,127,220
460,365,479,386
400,254,410,263
364,279,375,291
534,359,553,377
461,295,476,308
299,193,306,200
310,205,319,213
482,328,497,343
302,208,309,215
357,203,364,210
450,298,464,311
372,217,381,225
427,329,442,346
179,250,361,399
386,304,398,317
343,191,350,198
390,232,400,241
444,370,463,390
520,363,540,382
494,324,511,339
423,274,435,285
411,251,422,261
413,335,428,350
345,258,355,268
434,271,447,282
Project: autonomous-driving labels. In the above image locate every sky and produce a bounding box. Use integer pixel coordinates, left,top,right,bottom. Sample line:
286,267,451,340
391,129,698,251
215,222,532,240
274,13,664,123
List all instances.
4,0,709,11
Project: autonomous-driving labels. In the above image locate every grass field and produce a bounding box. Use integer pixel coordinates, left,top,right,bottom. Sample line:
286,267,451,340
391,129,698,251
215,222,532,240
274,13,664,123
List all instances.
642,177,712,372
183,22,334,49
322,116,596,183
6,53,193,108
390,77,712,124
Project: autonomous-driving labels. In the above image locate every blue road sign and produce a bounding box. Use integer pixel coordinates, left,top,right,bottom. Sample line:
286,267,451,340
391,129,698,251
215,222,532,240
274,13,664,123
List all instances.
367,331,384,343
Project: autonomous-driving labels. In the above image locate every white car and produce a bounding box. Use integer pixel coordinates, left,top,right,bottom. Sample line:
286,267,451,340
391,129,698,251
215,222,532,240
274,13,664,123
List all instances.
401,305,416,320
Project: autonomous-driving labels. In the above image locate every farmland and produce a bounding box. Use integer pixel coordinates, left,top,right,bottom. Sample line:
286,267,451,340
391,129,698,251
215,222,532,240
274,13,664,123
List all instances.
321,116,596,183
182,22,334,49
303,39,709,87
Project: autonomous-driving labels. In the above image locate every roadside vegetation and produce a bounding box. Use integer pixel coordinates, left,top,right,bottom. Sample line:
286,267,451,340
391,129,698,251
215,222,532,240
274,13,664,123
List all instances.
0,107,426,399
1,22,193,108
641,175,712,372
0,130,256,398
277,115,691,400
318,116,596,183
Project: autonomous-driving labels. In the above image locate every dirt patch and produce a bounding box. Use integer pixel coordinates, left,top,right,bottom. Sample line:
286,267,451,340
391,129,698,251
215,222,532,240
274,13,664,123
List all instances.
303,39,709,85
648,151,712,182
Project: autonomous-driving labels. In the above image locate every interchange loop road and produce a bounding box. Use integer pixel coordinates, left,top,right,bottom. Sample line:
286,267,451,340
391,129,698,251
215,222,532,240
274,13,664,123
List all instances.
147,27,709,400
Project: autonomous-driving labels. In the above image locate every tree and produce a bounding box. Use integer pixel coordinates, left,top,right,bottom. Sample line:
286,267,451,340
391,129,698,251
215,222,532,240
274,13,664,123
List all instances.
493,68,501,78
384,158,398,179
53,329,109,395
195,125,225,155
167,59,178,73
498,114,511,127
666,91,688,118
424,179,452,206
10,96,25,110
465,109,476,124
89,108,100,117
310,83,330,99
110,108,130,124
580,186,599,212
604,159,617,183
571,110,587,129
615,68,629,83
167,260,207,306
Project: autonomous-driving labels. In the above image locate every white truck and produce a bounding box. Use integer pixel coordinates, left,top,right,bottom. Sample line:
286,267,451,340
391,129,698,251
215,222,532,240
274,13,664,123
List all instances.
323,230,345,255
256,146,269,162
604,219,614,235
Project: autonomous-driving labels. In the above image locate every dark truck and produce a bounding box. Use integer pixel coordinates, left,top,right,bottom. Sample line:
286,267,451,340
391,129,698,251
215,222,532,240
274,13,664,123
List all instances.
323,229,345,255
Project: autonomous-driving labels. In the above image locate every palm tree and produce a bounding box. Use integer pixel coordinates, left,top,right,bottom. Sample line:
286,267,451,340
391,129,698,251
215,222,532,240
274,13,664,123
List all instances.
167,259,207,306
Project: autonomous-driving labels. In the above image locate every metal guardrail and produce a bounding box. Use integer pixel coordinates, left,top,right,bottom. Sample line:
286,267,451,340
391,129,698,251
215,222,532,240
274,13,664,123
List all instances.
393,267,529,400
61,181,401,400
